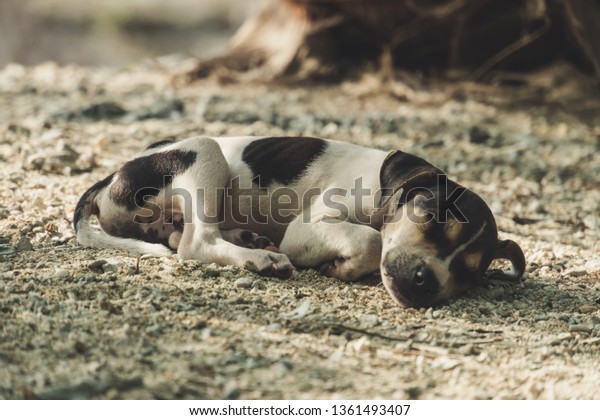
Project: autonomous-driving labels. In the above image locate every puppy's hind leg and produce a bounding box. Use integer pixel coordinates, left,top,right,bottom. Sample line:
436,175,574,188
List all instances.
173,137,294,277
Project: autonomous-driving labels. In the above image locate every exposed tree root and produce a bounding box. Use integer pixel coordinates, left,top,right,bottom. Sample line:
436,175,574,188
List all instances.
186,0,600,83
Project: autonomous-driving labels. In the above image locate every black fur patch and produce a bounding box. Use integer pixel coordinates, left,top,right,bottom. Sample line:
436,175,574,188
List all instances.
418,183,491,260
242,137,327,187
378,150,444,209
449,257,480,286
109,150,197,210
145,137,177,151
73,173,115,230
105,220,175,250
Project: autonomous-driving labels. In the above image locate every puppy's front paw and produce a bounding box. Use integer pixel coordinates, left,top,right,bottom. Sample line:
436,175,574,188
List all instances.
222,228,279,252
244,250,295,279
319,257,356,281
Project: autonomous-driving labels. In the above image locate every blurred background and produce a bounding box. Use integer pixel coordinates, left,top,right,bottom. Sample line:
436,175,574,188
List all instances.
2,0,599,85
0,0,258,67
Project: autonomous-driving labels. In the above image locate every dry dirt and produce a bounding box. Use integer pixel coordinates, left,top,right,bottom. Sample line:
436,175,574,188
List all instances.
0,61,599,399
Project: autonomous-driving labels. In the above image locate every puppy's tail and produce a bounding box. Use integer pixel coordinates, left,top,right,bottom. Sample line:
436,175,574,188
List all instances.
73,174,172,257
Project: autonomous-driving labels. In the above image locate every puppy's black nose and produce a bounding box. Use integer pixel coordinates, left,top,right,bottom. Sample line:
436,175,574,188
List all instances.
412,265,438,297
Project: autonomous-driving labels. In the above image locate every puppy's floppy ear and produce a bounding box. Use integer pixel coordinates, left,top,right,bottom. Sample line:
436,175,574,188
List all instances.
490,239,526,281
374,150,444,217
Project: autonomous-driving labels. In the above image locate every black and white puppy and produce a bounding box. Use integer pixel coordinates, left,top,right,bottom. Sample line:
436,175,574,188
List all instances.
74,136,525,307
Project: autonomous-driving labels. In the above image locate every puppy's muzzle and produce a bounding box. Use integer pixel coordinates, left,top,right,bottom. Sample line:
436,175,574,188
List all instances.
381,254,440,308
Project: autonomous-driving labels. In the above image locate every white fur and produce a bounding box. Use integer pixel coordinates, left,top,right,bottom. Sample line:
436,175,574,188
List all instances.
76,219,172,257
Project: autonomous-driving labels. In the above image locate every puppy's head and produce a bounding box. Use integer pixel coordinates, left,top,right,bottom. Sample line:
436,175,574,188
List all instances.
374,151,525,308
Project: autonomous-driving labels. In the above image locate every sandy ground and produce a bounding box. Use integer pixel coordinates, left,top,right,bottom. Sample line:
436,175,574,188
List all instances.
0,61,599,399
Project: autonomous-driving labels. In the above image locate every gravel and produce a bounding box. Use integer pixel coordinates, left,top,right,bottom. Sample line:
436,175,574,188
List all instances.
0,62,599,399
234,277,254,289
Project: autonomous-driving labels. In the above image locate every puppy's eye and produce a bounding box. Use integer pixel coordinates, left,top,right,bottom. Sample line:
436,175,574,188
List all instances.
414,269,425,286
412,265,437,289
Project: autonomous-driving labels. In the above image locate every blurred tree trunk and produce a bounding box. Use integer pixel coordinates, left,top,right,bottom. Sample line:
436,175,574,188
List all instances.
188,0,600,82
565,0,600,79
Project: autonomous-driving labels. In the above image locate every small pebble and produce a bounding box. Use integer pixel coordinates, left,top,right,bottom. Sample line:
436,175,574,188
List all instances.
570,324,593,333
44,222,58,233
252,280,267,290
478,306,493,316
271,361,294,378
567,270,587,278
469,126,491,144
578,304,596,314
88,260,107,273
23,280,36,292
222,380,241,400
0,244,16,256
101,263,118,273
80,101,127,120
405,386,422,399
458,343,476,356
186,319,207,330
548,333,573,345
146,323,163,335
54,269,70,280
234,277,253,289
349,336,371,353
432,357,461,371
358,314,379,327
266,323,282,331
15,237,33,252
496,309,511,318
204,263,221,278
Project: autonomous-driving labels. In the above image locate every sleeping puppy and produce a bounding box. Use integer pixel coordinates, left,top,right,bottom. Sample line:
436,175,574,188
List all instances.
74,136,525,307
